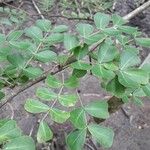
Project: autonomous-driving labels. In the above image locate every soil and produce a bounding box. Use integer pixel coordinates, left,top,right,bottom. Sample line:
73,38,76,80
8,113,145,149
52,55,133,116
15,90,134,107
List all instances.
0,0,150,150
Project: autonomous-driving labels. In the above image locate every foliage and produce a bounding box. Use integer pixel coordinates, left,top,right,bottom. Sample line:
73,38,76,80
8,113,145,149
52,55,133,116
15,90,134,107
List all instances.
0,11,150,150
0,7,26,28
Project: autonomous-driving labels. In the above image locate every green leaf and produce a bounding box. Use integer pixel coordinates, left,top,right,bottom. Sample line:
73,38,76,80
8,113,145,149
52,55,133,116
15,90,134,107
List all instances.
24,99,50,113
36,87,57,101
3,136,35,150
142,84,150,96
72,69,87,78
85,33,106,45
64,76,79,88
94,12,110,29
106,76,125,97
23,67,43,78
118,69,149,88
44,33,64,44
0,120,22,143
66,129,86,150
102,27,120,36
35,50,57,63
70,108,87,129
76,23,94,37
135,38,150,47
0,91,5,100
92,64,115,80
52,25,68,33
37,121,53,143
71,61,91,70
25,26,43,40
58,94,78,107
36,19,51,31
46,75,62,88
98,42,118,63
88,124,114,148
119,26,137,34
7,53,25,68
49,108,70,123
7,30,23,41
84,101,109,119
9,41,30,50
64,34,79,50
119,50,140,70
103,62,118,71
112,14,126,26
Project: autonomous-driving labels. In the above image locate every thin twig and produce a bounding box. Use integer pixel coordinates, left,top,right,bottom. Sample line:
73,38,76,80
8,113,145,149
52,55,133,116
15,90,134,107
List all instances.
123,0,150,21
31,0,45,19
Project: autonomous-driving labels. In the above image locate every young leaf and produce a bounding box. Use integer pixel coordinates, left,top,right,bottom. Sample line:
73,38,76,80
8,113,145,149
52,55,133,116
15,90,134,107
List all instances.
88,124,114,148
36,87,57,101
84,101,109,119
76,23,94,37
94,12,110,29
106,76,125,97
58,94,78,107
24,99,50,113
92,64,115,80
35,50,57,63
3,136,35,150
37,121,53,143
64,76,79,88
7,30,23,41
52,25,68,33
118,69,149,88
64,34,79,50
36,19,51,31
135,38,150,47
70,108,87,129
7,53,25,68
119,50,140,70
49,108,70,123
46,75,62,88
98,43,118,63
66,129,86,150
23,67,43,78
25,26,43,40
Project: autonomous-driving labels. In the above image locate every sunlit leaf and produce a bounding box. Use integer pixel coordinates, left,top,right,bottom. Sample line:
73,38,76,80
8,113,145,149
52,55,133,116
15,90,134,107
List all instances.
24,99,50,113
85,101,109,119
88,124,114,148
70,108,87,129
66,129,86,150
37,121,53,143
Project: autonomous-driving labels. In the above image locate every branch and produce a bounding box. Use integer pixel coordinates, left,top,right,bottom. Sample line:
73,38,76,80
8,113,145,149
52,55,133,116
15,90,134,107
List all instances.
123,0,150,20
31,0,45,19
